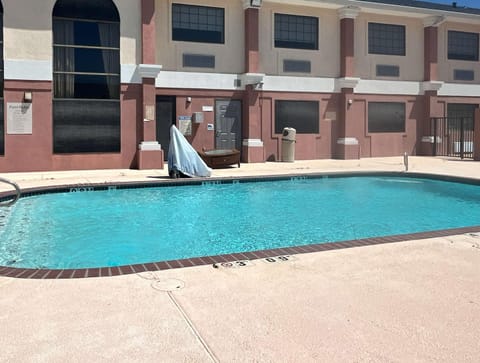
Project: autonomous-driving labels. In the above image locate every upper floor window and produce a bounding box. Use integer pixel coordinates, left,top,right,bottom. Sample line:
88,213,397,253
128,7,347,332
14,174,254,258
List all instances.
172,4,224,44
53,3,120,99
368,23,405,56
448,31,479,61
274,13,318,50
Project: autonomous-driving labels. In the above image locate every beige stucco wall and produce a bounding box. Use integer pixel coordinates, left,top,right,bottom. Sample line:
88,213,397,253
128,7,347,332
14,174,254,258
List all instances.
438,21,480,84
3,0,140,64
355,13,424,82
259,3,339,77
156,0,244,73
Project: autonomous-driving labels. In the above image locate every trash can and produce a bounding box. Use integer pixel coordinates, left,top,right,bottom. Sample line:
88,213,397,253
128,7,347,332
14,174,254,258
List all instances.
281,127,296,162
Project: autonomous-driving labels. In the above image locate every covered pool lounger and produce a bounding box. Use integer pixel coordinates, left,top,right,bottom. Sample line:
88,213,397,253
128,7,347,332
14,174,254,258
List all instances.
168,125,212,178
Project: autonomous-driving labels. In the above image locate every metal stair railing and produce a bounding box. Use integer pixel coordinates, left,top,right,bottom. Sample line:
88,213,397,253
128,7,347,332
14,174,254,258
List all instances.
0,177,21,207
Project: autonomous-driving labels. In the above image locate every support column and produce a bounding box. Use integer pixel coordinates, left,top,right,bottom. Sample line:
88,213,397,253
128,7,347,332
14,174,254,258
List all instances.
424,26,438,82
421,89,442,156
336,7,360,159
420,17,445,156
137,0,163,169
241,1,265,163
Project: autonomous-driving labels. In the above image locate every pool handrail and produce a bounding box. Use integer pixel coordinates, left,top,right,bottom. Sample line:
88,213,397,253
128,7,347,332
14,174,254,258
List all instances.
0,177,21,206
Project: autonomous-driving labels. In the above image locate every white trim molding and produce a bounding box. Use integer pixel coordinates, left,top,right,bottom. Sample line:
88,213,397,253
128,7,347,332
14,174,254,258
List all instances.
422,81,444,92
240,73,265,86
121,64,141,84
139,141,162,151
336,77,361,90
263,76,336,93
5,59,52,81
337,137,359,145
438,83,480,97
338,6,361,19
242,139,264,147
355,79,421,95
138,64,163,79
423,15,446,27
156,71,240,90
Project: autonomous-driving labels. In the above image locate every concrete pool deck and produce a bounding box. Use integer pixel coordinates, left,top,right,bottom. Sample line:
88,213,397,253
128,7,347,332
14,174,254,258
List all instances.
1,156,480,362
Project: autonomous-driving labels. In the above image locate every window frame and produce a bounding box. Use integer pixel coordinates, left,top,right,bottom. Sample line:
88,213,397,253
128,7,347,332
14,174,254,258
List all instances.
368,22,406,56
274,13,319,51
171,3,225,44
367,102,406,134
447,30,479,62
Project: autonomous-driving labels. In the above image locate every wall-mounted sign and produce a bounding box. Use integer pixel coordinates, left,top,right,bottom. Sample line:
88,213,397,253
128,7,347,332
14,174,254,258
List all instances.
202,105,213,112
178,116,192,136
7,103,33,135
144,105,155,121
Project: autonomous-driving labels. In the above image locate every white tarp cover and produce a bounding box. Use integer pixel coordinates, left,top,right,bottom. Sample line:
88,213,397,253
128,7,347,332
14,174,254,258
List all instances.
168,125,212,178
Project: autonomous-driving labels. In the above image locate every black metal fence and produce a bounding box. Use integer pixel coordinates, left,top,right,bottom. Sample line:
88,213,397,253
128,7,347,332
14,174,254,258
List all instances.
430,117,474,159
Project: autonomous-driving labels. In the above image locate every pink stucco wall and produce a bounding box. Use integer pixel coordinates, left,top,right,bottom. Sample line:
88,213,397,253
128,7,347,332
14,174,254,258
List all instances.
0,81,142,172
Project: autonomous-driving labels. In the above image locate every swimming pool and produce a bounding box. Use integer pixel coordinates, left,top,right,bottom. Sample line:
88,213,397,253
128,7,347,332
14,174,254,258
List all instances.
0,173,479,270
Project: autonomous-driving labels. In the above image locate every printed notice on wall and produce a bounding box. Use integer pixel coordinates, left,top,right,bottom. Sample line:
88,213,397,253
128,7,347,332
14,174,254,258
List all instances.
7,103,33,134
178,116,192,136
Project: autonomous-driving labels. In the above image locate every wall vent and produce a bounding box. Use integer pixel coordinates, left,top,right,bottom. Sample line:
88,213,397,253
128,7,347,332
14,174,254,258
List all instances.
376,64,400,77
183,54,215,68
283,59,311,73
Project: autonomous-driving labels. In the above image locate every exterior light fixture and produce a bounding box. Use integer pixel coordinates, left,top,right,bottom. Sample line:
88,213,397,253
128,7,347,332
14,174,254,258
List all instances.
24,92,33,102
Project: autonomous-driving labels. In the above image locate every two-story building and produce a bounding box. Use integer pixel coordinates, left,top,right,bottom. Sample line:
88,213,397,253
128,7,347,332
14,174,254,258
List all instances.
0,0,479,172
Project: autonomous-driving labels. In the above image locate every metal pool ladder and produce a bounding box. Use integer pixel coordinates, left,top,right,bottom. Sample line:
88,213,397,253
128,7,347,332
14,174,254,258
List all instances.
0,177,21,206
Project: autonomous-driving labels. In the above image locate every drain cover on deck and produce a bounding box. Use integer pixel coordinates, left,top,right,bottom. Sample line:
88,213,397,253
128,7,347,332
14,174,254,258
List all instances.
151,278,185,292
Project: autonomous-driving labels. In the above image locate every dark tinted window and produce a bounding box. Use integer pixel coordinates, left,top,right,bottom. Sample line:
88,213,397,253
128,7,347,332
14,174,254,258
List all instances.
172,4,224,44
368,102,405,133
182,54,215,68
448,31,479,61
275,100,319,134
275,14,318,50
453,69,474,81
283,60,311,73
0,8,3,156
53,100,120,153
368,23,405,56
376,64,400,77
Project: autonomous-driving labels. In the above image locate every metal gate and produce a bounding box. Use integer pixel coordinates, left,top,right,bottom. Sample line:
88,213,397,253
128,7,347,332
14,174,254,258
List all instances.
430,117,474,159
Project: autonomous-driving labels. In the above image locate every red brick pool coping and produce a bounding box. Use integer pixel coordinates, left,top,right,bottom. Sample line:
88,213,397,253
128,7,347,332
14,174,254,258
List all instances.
1,226,479,279
1,171,479,279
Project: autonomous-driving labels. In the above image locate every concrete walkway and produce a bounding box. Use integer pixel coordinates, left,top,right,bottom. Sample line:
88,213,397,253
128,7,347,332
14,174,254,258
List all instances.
1,157,480,362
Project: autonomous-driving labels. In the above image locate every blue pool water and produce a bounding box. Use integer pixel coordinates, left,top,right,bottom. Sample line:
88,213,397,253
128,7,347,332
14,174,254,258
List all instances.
0,176,479,269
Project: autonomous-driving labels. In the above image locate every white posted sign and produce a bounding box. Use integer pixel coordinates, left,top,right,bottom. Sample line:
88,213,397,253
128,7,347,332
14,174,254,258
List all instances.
7,103,33,134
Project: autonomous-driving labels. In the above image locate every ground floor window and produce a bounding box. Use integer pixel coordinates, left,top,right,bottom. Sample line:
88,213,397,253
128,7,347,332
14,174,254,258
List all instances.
275,100,319,134
0,100,3,155
53,99,120,153
368,102,405,133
